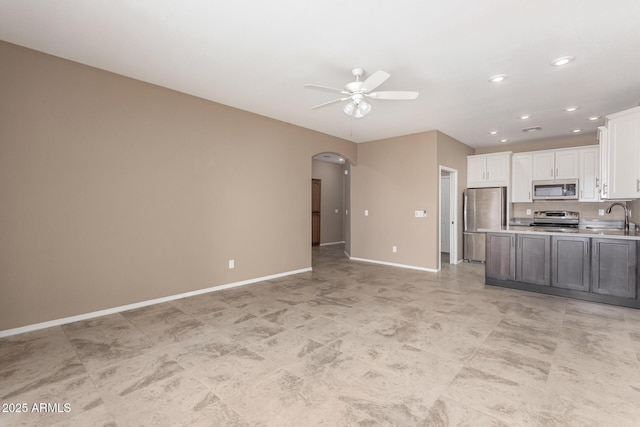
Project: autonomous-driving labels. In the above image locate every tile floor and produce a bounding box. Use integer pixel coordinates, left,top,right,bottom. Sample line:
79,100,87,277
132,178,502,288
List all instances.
1,244,640,426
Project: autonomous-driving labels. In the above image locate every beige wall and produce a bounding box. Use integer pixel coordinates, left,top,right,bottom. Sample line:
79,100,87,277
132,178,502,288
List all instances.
475,133,598,155
0,41,356,330
312,160,344,244
436,131,475,262
351,132,437,269
350,131,472,270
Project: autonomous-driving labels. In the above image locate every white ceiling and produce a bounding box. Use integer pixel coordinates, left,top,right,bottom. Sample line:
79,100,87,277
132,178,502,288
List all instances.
1,1,639,147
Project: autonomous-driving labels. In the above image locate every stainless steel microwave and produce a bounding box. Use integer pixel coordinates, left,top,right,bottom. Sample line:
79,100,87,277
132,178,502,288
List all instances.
532,179,579,200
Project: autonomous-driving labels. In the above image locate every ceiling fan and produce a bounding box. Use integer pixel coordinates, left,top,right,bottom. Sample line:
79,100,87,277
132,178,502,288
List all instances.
304,67,419,119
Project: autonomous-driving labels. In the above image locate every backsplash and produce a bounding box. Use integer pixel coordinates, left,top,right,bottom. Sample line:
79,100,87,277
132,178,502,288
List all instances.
512,201,628,220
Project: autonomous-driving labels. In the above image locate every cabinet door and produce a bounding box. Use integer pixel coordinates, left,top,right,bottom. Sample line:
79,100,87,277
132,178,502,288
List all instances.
511,153,533,202
551,236,590,291
485,153,510,186
591,238,637,298
516,234,550,286
579,147,599,201
532,152,555,180
486,233,515,281
554,150,579,179
598,126,610,199
607,108,640,199
467,155,487,187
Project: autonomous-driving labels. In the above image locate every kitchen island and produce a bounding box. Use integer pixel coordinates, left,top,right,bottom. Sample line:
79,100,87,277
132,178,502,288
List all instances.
485,227,640,308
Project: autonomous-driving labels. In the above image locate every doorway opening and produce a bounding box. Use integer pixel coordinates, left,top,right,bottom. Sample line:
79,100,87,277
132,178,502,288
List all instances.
439,166,458,270
311,152,351,259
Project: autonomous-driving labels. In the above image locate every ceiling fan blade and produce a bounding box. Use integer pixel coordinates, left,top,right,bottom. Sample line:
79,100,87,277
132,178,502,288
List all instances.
304,84,349,94
312,97,350,109
367,91,419,100
360,70,390,93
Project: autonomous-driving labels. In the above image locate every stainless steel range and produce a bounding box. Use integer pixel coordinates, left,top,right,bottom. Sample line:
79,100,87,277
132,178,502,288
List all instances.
530,211,579,232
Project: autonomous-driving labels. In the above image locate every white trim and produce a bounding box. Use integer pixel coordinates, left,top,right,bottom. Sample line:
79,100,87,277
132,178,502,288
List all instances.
319,241,345,246
438,166,458,269
349,256,438,273
454,258,464,264
0,267,312,338
344,251,351,258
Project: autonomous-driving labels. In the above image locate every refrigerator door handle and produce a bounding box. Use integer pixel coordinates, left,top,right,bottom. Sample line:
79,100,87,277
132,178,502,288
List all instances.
463,192,468,232
500,187,507,226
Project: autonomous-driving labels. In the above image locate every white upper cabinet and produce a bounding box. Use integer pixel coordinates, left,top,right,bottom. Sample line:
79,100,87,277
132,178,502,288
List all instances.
511,153,533,202
467,152,511,188
510,146,597,203
579,146,600,201
605,106,640,199
555,150,580,179
532,151,555,180
532,149,579,181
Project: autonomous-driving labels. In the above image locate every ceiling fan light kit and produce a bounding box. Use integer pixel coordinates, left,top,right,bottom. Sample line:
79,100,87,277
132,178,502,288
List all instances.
305,67,419,119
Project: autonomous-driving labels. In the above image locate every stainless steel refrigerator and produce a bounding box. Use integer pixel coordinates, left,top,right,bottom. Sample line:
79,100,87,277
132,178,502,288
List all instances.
463,187,507,262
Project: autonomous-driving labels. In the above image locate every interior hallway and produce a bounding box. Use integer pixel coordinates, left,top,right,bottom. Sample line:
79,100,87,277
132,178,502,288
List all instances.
1,244,639,426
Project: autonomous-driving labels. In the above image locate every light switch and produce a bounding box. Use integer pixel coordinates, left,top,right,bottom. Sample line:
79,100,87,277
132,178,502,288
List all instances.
364,210,369,216
334,209,339,214
599,209,605,216
526,209,532,215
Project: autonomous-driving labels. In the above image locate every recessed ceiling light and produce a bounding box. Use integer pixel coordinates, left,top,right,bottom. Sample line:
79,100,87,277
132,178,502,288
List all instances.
572,129,582,133
488,74,508,83
500,139,508,143
551,56,575,66
564,106,579,112
519,114,532,120
588,116,601,121
489,130,498,135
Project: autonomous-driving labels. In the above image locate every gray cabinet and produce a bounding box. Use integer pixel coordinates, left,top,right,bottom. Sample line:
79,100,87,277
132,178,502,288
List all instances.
551,236,590,292
486,232,640,308
516,234,550,286
486,233,515,281
592,238,637,298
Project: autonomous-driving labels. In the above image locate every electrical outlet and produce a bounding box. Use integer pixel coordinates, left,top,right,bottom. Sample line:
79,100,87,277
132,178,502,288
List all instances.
392,246,397,253
526,209,532,215
599,209,604,216
364,210,369,216
334,208,339,214
228,259,235,269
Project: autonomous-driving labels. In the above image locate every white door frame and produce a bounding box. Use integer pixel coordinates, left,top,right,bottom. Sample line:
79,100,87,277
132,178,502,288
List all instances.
438,166,458,269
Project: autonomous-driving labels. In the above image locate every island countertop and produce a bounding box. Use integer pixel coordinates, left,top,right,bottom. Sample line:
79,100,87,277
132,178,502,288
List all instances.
482,226,640,240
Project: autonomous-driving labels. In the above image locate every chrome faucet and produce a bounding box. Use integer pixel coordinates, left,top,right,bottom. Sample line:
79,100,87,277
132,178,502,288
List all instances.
606,202,630,231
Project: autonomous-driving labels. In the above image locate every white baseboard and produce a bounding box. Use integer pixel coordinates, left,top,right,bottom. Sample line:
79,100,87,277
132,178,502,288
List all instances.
0,267,312,338
319,241,345,247
348,256,438,273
